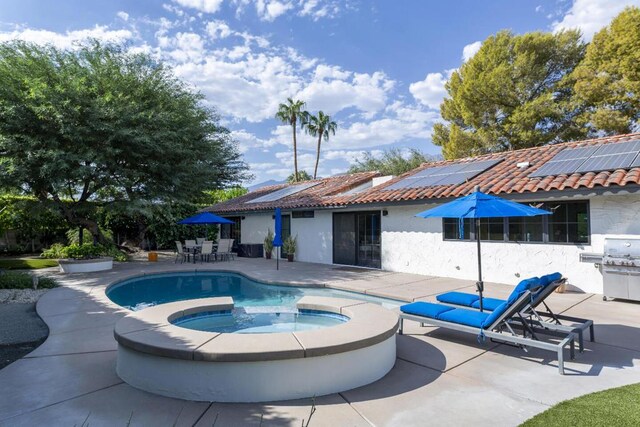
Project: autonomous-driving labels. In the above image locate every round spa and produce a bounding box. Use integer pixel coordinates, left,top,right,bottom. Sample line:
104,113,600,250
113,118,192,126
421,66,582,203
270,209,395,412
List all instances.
114,296,399,402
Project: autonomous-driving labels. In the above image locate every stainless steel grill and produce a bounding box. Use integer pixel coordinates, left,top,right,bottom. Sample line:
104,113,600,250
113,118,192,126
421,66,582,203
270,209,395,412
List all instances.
602,238,640,301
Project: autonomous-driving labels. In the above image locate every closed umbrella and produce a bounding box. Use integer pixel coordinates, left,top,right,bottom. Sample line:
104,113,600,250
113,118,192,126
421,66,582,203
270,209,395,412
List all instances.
273,208,283,270
416,186,551,311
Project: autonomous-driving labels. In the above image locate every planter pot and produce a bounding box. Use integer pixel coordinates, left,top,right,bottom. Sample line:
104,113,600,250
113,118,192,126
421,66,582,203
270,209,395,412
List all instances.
265,252,272,260
287,254,294,262
58,257,113,273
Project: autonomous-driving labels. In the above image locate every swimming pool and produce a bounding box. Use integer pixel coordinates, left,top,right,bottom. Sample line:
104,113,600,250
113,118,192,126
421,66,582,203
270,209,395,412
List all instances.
172,309,349,334
106,271,401,311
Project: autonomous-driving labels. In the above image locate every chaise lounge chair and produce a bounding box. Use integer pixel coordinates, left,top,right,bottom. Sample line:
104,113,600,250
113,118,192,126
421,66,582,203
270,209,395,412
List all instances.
399,277,577,374
435,273,595,352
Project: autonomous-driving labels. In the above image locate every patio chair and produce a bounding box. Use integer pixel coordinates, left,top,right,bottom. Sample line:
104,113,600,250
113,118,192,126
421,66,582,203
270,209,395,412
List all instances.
435,273,594,352
199,241,213,263
214,239,232,262
185,240,196,248
399,277,577,374
228,239,236,260
175,241,189,263
196,237,206,245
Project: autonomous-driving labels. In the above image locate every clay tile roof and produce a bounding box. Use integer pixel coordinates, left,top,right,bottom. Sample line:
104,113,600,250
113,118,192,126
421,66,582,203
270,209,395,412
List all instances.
206,133,640,214
204,171,380,214
339,132,640,206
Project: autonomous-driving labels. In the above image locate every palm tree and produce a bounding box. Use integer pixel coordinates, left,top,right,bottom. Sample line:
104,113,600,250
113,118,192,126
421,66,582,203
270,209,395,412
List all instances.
303,111,338,179
275,98,307,182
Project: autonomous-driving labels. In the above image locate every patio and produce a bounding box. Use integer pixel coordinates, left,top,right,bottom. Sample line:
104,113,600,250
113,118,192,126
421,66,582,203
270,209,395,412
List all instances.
1,257,639,426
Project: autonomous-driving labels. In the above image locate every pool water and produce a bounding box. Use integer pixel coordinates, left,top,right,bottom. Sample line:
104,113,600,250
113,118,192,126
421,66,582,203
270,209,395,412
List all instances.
172,309,349,334
106,272,401,311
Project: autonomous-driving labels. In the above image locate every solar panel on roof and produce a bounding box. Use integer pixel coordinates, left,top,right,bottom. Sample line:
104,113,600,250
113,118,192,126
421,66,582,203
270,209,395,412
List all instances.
530,140,640,178
246,182,319,203
592,140,640,156
551,146,600,161
384,158,502,190
574,152,638,173
631,152,640,168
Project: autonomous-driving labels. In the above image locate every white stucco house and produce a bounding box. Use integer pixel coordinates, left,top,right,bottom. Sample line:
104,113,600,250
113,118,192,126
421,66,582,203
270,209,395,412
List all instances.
205,133,640,294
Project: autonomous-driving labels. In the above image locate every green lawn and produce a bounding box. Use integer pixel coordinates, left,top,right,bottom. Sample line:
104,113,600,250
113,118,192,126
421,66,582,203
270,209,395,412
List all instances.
0,258,59,270
522,383,640,426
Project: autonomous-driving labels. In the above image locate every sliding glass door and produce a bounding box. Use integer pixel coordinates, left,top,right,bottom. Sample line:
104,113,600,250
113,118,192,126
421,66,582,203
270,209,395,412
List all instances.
333,211,381,268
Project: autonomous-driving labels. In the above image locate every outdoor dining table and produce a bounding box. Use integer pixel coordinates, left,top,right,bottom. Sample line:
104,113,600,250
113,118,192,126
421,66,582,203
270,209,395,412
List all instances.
183,243,218,264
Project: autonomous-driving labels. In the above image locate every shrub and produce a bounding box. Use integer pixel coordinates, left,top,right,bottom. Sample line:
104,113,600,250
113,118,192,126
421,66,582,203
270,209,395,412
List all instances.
41,243,128,262
0,271,57,289
41,243,66,259
283,235,297,255
264,229,274,256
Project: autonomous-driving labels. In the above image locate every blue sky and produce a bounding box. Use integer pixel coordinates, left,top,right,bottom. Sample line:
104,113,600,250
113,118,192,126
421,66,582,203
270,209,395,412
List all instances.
1,0,638,185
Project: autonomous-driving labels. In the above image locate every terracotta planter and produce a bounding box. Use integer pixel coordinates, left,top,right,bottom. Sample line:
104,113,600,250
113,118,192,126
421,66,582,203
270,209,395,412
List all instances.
287,254,294,262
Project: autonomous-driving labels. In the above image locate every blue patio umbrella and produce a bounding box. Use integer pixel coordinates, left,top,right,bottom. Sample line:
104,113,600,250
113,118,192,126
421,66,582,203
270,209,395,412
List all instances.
273,208,283,270
178,212,234,240
416,187,551,311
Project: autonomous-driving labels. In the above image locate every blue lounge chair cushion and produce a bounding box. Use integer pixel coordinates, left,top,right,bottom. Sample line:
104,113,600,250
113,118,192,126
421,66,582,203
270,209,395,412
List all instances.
540,272,562,287
481,302,509,328
480,277,541,329
400,301,455,319
506,277,541,305
471,297,505,311
439,308,489,328
436,291,479,307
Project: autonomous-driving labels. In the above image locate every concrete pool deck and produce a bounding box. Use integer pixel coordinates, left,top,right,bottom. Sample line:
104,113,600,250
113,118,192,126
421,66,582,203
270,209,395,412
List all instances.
1,257,640,426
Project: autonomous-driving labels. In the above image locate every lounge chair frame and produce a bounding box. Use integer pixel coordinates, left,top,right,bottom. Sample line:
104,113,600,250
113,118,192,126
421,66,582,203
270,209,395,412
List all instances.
399,290,577,374
438,278,594,352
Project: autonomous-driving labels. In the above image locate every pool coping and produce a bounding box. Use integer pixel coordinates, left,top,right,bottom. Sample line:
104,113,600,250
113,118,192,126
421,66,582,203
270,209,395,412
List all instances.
113,296,399,362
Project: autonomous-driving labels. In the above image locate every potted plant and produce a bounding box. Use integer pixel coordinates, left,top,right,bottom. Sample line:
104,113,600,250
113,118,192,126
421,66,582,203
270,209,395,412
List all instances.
283,235,297,262
264,229,274,259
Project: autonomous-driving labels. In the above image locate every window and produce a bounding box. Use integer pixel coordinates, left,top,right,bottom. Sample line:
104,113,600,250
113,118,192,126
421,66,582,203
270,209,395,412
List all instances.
292,210,314,219
547,201,589,243
479,218,504,241
220,217,241,244
441,200,590,245
443,218,472,240
508,216,544,242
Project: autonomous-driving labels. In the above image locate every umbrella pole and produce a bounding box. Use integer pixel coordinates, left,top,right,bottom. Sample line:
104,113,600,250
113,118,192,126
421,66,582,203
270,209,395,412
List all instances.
277,247,279,270
475,218,484,312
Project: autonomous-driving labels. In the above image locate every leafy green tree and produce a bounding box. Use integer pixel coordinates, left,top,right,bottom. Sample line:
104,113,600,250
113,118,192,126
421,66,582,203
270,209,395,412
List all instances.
303,111,337,179
348,148,436,176
433,30,586,159
201,187,248,206
572,7,640,135
276,98,307,181
0,41,248,244
286,171,312,183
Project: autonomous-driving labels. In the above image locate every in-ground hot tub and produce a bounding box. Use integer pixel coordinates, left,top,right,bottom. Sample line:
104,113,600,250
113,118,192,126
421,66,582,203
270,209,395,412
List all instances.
114,296,398,402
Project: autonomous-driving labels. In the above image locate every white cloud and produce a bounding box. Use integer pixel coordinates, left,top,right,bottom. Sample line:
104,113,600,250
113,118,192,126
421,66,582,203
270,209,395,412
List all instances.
462,40,481,62
169,32,205,62
552,0,640,40
409,72,449,110
298,0,341,20
173,0,224,14
324,149,384,164
296,70,393,116
0,25,134,49
231,129,277,152
116,11,130,21
205,20,232,39
232,0,346,21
